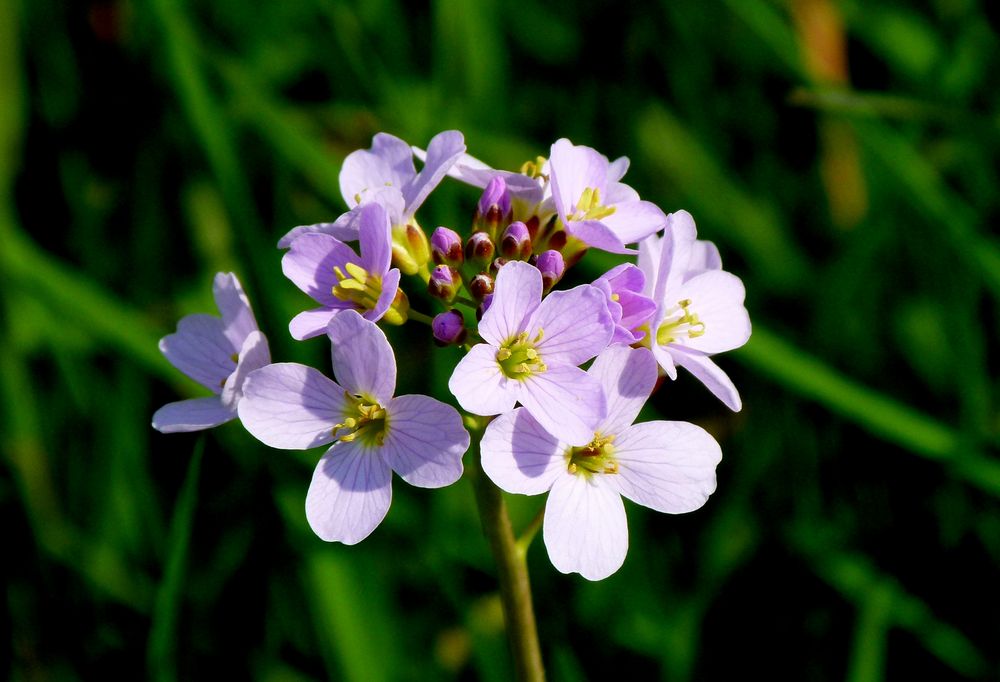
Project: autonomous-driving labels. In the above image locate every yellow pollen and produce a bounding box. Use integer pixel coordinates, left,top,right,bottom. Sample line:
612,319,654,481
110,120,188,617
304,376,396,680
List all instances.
332,393,389,446
569,187,616,222
519,155,548,180
332,262,386,311
656,298,706,345
496,328,546,380
565,433,618,477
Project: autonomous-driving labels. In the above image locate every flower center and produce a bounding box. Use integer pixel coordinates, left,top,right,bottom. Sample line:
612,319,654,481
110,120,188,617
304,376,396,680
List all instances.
566,433,618,477
569,187,616,222
332,262,384,311
656,298,706,345
332,393,389,447
496,330,546,380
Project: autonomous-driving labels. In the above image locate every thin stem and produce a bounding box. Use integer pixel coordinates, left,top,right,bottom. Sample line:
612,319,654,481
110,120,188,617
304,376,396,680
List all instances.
515,503,545,560
407,309,435,326
468,430,546,681
455,295,479,309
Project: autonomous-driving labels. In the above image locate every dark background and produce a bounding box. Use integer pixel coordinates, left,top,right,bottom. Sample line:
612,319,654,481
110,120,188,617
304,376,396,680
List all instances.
2,0,1000,679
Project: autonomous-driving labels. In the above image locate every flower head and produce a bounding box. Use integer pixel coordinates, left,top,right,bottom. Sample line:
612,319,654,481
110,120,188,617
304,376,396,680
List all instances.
153,273,271,432
480,345,721,580
638,211,751,411
238,310,470,544
592,263,657,345
448,261,614,446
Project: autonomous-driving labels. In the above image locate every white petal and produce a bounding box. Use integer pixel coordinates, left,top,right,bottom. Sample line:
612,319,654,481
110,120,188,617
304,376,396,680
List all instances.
447,344,519,416
478,261,541,346
589,345,657,435
601,200,666,246
221,331,271,409
152,397,234,433
327,310,396,403
306,442,392,545
516,366,606,447
677,271,751,354
653,210,698,304
607,421,721,513
671,349,742,411
339,149,393,209
481,408,566,495
548,138,609,221
213,272,258,349
382,394,469,488
543,475,628,581
288,308,344,341
530,284,613,367
237,363,345,449
404,130,465,215
371,132,417,189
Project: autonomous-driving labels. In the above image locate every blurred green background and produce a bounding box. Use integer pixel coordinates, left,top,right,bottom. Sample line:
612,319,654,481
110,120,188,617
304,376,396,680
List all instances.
3,0,1000,679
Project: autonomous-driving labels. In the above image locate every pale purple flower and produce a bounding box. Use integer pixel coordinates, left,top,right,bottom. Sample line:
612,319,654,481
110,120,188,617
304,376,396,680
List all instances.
238,310,470,544
592,264,657,345
448,260,614,446
281,203,401,340
548,138,666,254
481,345,721,580
639,210,751,411
278,131,465,248
153,273,270,432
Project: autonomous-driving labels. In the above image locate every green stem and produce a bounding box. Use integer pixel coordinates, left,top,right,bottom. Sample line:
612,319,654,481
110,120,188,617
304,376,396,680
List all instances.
468,429,546,681
407,309,435,326
515,503,545,560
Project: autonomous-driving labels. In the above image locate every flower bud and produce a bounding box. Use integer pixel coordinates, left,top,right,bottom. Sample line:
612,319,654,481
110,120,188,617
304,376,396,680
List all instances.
464,231,495,269
391,223,431,276
535,250,564,292
469,272,494,301
428,265,462,303
381,288,410,325
431,226,463,266
500,221,532,260
474,176,512,241
432,309,467,346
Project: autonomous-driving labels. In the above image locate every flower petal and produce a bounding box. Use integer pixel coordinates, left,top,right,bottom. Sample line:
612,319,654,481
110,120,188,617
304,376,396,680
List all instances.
653,210,697,304
478,261,541,346
152,397,234,433
221,331,271,410
481,408,565,495
543,475,628,581
566,219,634,254
160,314,235,392
281,232,360,307
448,343,519,416
601,200,666,245
358,203,393,275
531,284,613,367
651,342,678,380
403,130,465,215
213,272,258,349
306,442,392,544
637,232,663,297
339,149,393,209
517,365,606,447
687,239,722,275
549,138,609,221
327,310,396,403
364,268,401,323
237,362,345,449
671,348,742,411
677,271,751,354
608,157,630,183
606,421,721,513
381,394,469,488
371,132,417,189
589,345,657,435
276,213,360,249
289,307,347,341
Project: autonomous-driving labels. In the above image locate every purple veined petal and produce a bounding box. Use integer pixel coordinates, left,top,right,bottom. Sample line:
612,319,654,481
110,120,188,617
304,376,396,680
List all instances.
237,362,347,449
339,149,394,209
221,331,271,410
327,310,396,404
289,307,350,341
358,203,393,275
276,210,362,249
381,394,469,488
543,474,628,581
548,138,610,221
566,219,634,255
616,290,657,337
371,132,417,189
607,420,721,514
677,271,751,354
403,130,466,216
152,396,235,433
601,200,667,246
651,341,678,381
608,156,630,183
306,441,393,544
599,262,645,294
160,314,235,393
364,268,401,323
530,284,613,367
589,345,657,436
687,239,723,275
654,210,698,303
448,343,519,416
516,365,606,447
478,261,542,346
637,232,663,297
213,273,258,349
671,347,742,411
481,408,566,495
281,232,360,307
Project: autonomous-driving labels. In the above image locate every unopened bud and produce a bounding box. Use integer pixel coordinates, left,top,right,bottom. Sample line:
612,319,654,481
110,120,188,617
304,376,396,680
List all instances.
381,288,410,325
536,250,565,292
428,265,462,303
474,176,512,241
479,293,494,319
500,221,532,260
391,223,431,276
469,272,494,301
432,309,467,346
431,226,463,266
464,231,495,268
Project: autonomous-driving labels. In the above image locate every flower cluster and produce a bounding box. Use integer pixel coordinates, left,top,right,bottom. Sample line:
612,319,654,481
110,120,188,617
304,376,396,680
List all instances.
153,131,751,579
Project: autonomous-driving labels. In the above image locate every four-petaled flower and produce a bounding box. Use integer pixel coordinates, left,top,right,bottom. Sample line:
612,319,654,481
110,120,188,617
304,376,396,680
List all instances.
638,210,751,411
480,345,722,580
449,260,613,446
153,272,270,432
238,310,469,544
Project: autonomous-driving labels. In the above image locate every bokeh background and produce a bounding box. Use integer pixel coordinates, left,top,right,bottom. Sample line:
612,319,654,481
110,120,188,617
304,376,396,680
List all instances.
3,0,1000,679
